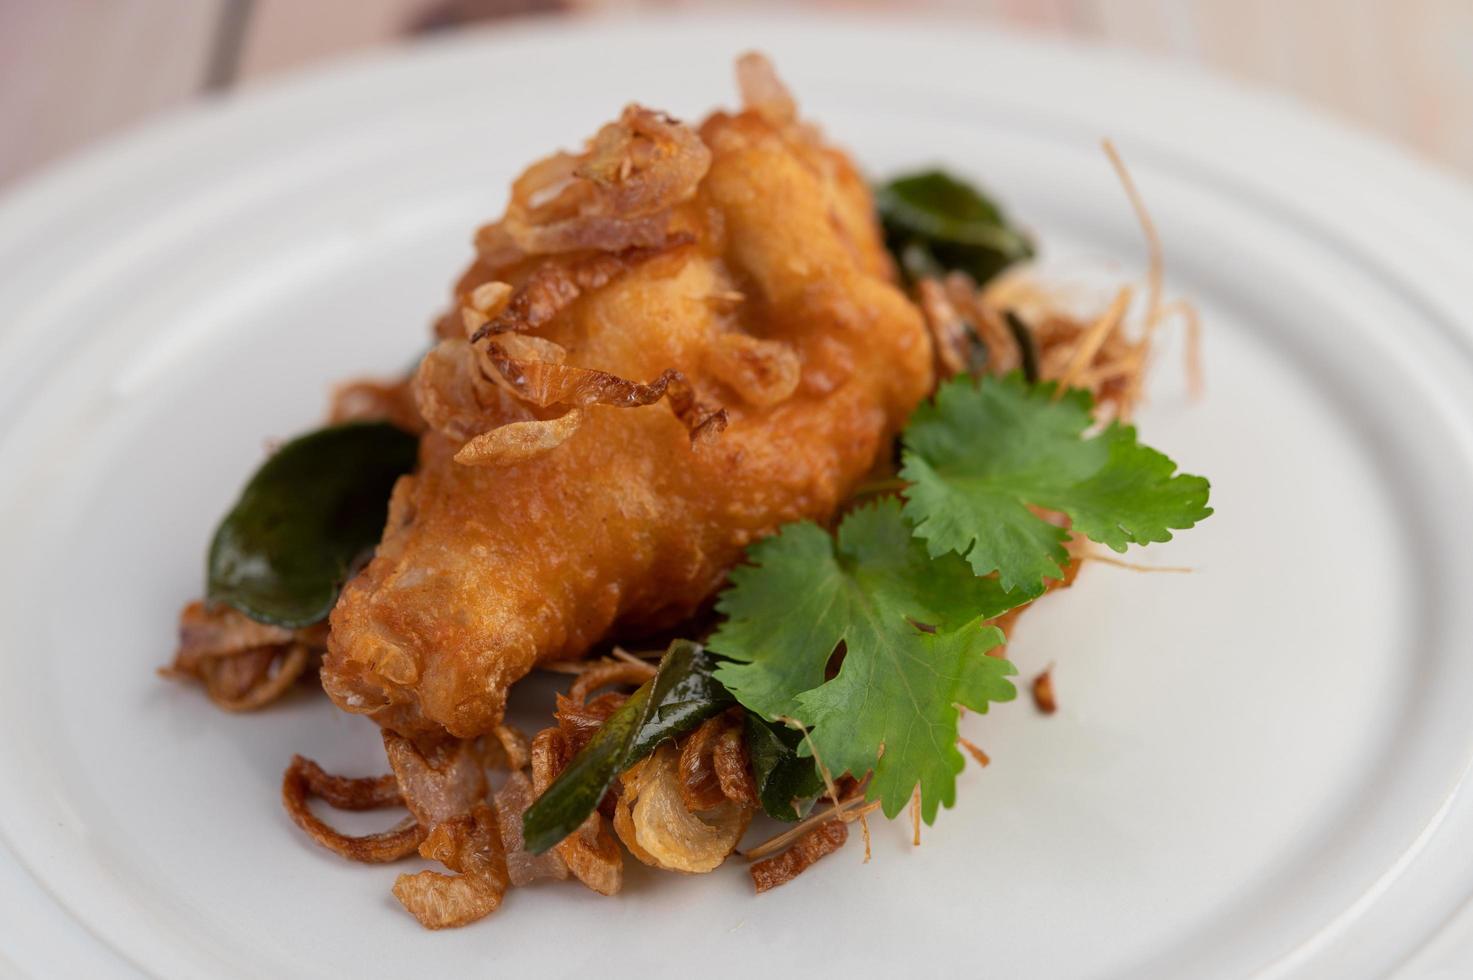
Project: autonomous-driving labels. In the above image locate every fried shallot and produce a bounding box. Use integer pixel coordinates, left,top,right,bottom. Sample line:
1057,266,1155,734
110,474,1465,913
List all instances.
382,732,487,827
567,659,656,706
749,816,848,893
679,711,757,811
531,727,624,894
554,692,628,756
165,602,323,712
494,771,570,886
392,803,510,929
499,106,711,256
281,755,425,864
614,742,751,874
480,338,728,445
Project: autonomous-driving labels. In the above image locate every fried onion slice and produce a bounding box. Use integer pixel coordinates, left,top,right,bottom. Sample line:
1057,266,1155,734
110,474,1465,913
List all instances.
195,643,312,713
1032,666,1058,715
288,756,402,810
612,765,660,869
174,600,293,660
505,172,670,255
481,339,728,443
530,727,569,797
567,659,656,706
383,732,488,827
554,692,627,756
679,715,733,812
616,742,751,874
413,338,513,444
282,755,426,864
576,106,712,215
554,811,623,896
917,276,973,380
712,724,758,807
495,770,569,886
392,803,510,929
499,106,711,256
166,602,327,711
485,724,531,772
453,409,584,467
679,712,758,812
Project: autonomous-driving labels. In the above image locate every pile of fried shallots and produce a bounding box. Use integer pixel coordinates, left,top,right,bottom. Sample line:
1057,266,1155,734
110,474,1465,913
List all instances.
275,656,854,928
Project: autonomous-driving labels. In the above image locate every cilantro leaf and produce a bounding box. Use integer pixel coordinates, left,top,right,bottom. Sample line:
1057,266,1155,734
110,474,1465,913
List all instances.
710,500,1024,822
900,374,1212,594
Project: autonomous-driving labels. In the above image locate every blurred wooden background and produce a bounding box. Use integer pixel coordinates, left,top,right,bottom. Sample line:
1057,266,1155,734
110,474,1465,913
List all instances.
3,0,1473,191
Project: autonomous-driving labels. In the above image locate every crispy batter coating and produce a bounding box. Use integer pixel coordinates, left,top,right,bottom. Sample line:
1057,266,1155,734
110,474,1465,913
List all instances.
323,66,932,739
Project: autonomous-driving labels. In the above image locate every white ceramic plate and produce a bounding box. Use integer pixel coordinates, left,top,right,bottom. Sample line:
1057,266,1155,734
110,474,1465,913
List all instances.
4,14,1473,980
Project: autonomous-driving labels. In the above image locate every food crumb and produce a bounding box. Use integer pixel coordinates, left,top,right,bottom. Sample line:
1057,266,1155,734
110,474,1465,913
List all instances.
749,819,848,893
1032,666,1057,715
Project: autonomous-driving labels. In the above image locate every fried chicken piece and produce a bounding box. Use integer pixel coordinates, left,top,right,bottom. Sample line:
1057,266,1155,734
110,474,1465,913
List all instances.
323,57,932,739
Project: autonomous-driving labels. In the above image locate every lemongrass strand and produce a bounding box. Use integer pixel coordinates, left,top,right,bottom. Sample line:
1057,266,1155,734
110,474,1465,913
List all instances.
1055,286,1132,395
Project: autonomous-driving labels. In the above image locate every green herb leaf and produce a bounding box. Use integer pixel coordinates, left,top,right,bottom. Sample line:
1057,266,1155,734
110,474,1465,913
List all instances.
744,715,823,822
206,422,418,628
876,170,1034,284
711,500,1025,822
901,374,1213,595
522,640,731,854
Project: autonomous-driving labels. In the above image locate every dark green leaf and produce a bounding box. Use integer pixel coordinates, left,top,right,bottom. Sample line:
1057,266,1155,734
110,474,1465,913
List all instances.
744,715,823,821
522,640,732,854
627,644,734,762
206,422,418,628
876,170,1034,285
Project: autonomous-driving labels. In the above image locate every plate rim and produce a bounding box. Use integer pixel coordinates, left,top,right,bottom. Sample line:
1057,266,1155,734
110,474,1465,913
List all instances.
2,13,1473,978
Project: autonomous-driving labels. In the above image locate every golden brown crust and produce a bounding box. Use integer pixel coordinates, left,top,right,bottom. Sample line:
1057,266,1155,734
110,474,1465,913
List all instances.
323,88,932,740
